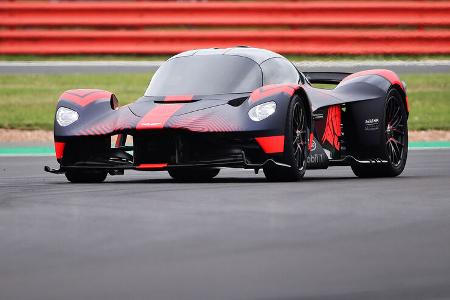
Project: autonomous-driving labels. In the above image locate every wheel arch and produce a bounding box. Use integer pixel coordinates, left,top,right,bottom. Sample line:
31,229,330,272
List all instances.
54,89,123,138
339,69,409,117
293,87,313,132
391,83,409,117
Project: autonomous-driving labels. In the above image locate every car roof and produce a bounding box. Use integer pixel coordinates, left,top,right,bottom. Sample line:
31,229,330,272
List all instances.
169,47,285,65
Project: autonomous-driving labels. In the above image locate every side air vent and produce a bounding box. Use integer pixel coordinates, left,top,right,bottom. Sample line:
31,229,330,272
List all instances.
154,100,199,104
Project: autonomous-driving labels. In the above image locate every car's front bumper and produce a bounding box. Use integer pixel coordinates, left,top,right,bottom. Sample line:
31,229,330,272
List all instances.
47,130,288,174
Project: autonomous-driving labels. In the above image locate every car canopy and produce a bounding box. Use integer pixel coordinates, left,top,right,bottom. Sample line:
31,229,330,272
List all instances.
145,55,263,96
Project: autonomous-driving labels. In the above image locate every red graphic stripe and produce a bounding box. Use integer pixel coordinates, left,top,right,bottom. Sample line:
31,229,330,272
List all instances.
342,69,409,112
308,132,314,151
66,89,98,97
61,93,85,103
321,105,341,150
136,103,184,130
342,69,400,86
164,95,193,102
255,135,285,154
60,89,111,107
136,163,168,169
54,142,65,159
249,84,299,104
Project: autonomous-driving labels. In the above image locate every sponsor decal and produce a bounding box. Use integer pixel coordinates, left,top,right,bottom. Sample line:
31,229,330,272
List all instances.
312,113,324,120
307,153,325,165
140,122,162,127
364,118,380,131
136,104,184,130
306,137,329,168
310,139,317,151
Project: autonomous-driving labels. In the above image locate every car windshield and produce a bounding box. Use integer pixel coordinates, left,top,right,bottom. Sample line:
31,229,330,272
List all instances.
145,55,262,96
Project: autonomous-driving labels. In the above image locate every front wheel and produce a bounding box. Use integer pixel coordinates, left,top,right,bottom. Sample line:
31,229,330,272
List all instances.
65,169,108,183
168,168,220,182
351,89,408,178
263,95,308,182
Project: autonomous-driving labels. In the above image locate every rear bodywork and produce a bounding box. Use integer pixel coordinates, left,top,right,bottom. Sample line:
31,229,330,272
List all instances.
46,47,408,176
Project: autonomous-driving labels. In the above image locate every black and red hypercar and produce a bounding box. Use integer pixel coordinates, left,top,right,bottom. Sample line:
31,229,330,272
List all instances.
45,47,409,182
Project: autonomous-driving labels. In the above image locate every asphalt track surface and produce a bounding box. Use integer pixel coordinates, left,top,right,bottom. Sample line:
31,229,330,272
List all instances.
1,60,449,74
1,149,450,300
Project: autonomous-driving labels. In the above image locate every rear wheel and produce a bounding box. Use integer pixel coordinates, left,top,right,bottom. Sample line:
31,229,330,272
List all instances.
65,169,108,183
351,89,408,178
263,95,308,182
168,168,220,182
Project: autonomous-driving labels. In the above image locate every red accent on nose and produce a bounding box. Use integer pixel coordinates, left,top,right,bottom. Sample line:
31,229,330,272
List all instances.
164,95,193,102
255,135,285,154
55,142,65,159
136,104,184,130
61,89,111,107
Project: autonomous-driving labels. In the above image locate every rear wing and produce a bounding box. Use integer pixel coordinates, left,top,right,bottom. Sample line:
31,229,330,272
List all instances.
303,72,351,84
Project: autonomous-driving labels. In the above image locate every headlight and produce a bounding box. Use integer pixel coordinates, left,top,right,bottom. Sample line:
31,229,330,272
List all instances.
248,101,276,121
56,107,79,127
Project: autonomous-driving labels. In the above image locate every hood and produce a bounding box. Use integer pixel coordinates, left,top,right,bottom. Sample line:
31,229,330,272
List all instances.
128,94,250,117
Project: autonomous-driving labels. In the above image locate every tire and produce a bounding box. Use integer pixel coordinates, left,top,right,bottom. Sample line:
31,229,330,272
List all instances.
263,95,308,182
65,169,108,183
351,89,408,178
168,168,220,182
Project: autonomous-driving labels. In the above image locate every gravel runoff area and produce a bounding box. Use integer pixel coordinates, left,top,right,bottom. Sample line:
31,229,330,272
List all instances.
0,129,449,144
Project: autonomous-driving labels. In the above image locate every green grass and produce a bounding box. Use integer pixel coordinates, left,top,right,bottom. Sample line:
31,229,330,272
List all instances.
2,54,450,61
0,73,448,130
402,73,450,130
0,73,152,130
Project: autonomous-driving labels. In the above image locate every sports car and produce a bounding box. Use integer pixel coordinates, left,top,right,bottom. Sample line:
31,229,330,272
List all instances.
45,47,409,182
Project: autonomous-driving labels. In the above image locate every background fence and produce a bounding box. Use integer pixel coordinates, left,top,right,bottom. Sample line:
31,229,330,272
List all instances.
1,1,450,55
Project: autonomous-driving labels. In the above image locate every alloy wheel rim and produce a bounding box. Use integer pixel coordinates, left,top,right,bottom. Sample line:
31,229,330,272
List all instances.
385,96,406,167
292,102,307,170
